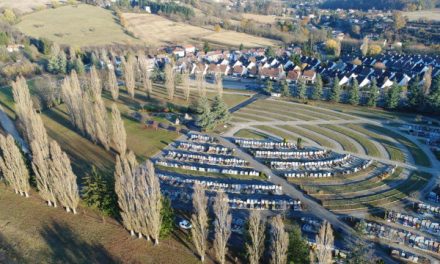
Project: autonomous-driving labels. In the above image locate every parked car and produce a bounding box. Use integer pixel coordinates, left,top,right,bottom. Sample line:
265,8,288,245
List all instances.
179,219,192,230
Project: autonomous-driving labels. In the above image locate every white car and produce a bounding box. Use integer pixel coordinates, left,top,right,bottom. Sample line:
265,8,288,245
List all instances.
179,219,192,230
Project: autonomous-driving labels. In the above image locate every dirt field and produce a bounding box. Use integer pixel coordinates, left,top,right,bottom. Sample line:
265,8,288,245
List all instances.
242,13,288,24
0,0,51,13
15,4,137,47
123,13,280,48
403,9,440,21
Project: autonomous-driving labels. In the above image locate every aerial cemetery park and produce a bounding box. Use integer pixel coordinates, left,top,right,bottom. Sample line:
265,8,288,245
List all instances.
1,1,440,264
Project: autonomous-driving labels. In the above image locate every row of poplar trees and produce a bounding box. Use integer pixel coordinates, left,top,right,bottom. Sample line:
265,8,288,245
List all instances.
3,77,80,213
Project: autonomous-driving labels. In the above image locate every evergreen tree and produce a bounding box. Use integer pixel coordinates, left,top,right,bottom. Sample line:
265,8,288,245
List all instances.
428,75,440,112
281,80,290,97
203,41,210,53
367,79,379,107
312,74,323,100
264,79,273,94
407,77,423,110
58,51,67,74
330,77,341,102
195,97,212,131
288,224,310,264
160,197,174,238
211,95,230,126
239,43,244,51
385,84,401,110
298,79,307,100
265,46,275,58
82,166,118,217
74,57,85,75
348,79,360,105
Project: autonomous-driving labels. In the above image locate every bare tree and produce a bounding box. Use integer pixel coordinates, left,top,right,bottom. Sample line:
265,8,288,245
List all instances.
423,66,433,95
196,71,206,98
164,63,175,101
213,191,232,264
115,151,139,236
315,221,334,264
11,76,34,141
246,210,266,264
111,103,127,155
48,140,79,214
191,183,208,261
181,70,191,101
107,68,119,101
0,134,30,197
215,71,223,97
61,71,85,134
138,56,153,98
89,66,101,100
361,37,369,57
144,160,162,245
122,55,136,99
270,215,288,264
11,77,54,206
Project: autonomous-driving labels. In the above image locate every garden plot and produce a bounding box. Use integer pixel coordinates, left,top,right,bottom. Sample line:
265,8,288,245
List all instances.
154,133,302,211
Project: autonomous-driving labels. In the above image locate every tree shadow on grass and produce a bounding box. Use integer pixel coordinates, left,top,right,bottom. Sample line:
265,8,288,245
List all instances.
0,233,26,264
40,220,121,264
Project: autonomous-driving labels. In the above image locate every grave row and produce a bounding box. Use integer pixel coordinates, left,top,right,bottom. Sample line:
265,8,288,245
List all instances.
189,133,217,143
270,154,351,170
176,142,234,155
157,173,282,195
254,149,329,160
162,187,301,211
155,160,260,176
386,211,440,235
364,221,440,254
165,151,249,167
284,160,373,178
416,203,440,217
235,139,296,150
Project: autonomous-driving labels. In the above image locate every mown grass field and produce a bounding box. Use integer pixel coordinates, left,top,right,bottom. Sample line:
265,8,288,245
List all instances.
16,4,137,46
322,171,432,212
234,129,269,140
0,186,203,264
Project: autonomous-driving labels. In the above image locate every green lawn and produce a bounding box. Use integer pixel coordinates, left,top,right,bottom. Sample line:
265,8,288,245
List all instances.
301,167,403,195
323,171,432,211
300,125,357,153
254,125,298,141
277,125,334,148
365,124,431,167
233,129,269,140
320,125,381,157
345,124,406,162
15,4,137,47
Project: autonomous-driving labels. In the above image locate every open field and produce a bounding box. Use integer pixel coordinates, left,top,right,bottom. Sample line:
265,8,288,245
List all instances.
0,0,51,13
16,5,137,47
403,9,440,21
242,13,288,24
122,13,210,46
0,186,202,264
122,13,280,47
202,31,280,48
